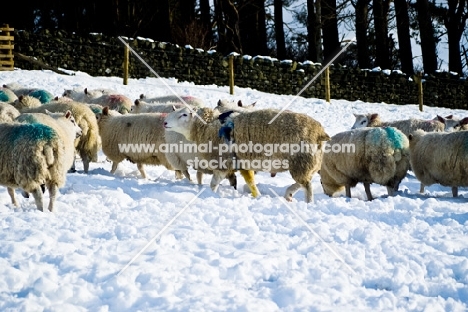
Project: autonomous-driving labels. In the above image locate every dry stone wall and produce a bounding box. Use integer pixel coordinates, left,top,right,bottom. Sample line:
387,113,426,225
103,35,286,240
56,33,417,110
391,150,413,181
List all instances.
12,29,468,109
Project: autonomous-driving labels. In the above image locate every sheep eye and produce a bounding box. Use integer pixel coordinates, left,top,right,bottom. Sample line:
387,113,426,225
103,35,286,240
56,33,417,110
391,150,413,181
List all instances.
361,120,366,125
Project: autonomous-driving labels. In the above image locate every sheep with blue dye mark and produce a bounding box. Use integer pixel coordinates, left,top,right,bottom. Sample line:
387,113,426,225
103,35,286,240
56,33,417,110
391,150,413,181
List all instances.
320,127,410,200
20,101,101,173
0,87,18,103
0,102,20,123
97,106,178,179
409,129,468,197
0,111,81,211
352,113,444,136
3,82,54,104
164,107,330,203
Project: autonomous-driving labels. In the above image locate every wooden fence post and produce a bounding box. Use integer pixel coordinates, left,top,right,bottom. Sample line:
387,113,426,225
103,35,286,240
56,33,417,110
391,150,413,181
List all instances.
325,67,331,103
229,55,234,95
123,45,129,85
414,71,423,112
0,24,14,71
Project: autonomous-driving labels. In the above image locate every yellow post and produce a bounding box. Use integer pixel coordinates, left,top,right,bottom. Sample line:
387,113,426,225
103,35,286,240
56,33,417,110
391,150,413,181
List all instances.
418,73,423,112
414,72,423,112
123,45,129,85
229,55,234,95
325,67,331,103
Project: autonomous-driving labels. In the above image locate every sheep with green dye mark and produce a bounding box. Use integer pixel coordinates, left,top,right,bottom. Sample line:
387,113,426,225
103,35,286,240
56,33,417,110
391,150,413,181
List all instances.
320,127,410,200
0,111,81,211
0,102,20,123
351,113,444,136
0,87,18,103
409,129,468,197
21,101,101,173
3,82,54,104
97,106,178,179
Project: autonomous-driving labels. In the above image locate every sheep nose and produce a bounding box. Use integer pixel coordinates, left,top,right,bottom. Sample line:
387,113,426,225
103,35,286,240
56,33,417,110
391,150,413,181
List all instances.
164,122,167,127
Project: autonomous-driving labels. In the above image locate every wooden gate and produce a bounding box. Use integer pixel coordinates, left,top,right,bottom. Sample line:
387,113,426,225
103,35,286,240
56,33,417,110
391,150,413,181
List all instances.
0,24,14,71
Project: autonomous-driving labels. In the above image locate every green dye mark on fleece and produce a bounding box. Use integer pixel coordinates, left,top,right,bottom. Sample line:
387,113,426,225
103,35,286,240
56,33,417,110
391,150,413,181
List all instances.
0,90,10,102
28,90,53,104
10,123,56,144
383,126,406,149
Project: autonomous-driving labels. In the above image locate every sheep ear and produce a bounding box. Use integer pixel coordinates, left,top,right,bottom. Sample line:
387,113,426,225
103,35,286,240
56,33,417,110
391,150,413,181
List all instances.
370,113,378,121
446,114,453,119
84,88,88,94
65,110,72,119
460,117,468,125
54,96,59,101
217,99,222,107
238,100,243,107
408,134,413,141
250,102,256,107
103,106,109,115
134,99,140,106
139,94,145,100
437,115,445,123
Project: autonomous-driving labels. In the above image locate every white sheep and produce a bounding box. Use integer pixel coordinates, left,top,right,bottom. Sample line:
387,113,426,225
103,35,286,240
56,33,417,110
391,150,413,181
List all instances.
0,102,20,123
214,99,257,114
434,115,468,132
62,87,119,102
139,94,205,107
97,106,178,179
164,107,330,203
320,127,410,200
0,87,18,103
351,113,444,136
0,110,81,211
62,88,132,114
409,129,468,197
21,101,101,173
11,95,42,111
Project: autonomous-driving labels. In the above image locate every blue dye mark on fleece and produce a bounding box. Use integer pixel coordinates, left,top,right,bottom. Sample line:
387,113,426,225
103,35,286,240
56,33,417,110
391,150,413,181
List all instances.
383,126,406,149
28,90,53,104
17,114,38,124
0,90,10,102
219,120,234,143
10,123,56,144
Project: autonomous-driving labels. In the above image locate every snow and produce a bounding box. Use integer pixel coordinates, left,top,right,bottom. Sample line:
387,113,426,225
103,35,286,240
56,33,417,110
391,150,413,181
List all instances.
1,68,468,311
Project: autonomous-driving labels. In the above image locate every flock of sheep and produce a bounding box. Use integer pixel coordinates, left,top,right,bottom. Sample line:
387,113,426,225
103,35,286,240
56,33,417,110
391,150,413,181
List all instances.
1,81,468,212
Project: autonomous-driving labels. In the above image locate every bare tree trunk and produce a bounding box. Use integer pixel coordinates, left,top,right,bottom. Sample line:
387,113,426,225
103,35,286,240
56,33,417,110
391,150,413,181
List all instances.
416,0,438,73
394,0,414,74
355,0,371,68
274,0,287,59
373,0,391,69
322,0,340,62
445,0,467,75
215,0,242,54
239,0,267,55
307,0,321,62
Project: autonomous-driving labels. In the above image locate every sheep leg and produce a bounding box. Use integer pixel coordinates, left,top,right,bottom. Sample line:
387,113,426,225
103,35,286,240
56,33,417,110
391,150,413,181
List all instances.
110,162,119,175
31,187,44,212
419,183,425,193
227,171,237,190
345,185,352,198
174,170,185,180
363,182,373,201
452,186,458,197
303,181,313,203
284,183,302,202
82,155,90,174
196,171,204,184
210,171,226,193
386,186,395,197
68,157,77,173
47,184,58,212
239,169,261,198
137,163,147,179
7,187,18,207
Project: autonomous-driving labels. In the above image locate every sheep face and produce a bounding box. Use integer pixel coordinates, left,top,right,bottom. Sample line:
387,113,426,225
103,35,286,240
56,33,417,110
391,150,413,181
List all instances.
163,107,194,139
214,99,257,114
436,115,468,132
351,113,378,129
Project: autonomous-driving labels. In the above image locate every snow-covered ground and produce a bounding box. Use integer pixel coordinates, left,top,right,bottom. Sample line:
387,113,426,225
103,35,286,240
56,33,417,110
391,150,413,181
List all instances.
1,68,468,311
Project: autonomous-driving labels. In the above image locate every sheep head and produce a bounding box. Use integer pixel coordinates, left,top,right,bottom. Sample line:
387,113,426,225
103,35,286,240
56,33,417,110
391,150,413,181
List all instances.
164,106,195,140
351,113,379,129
